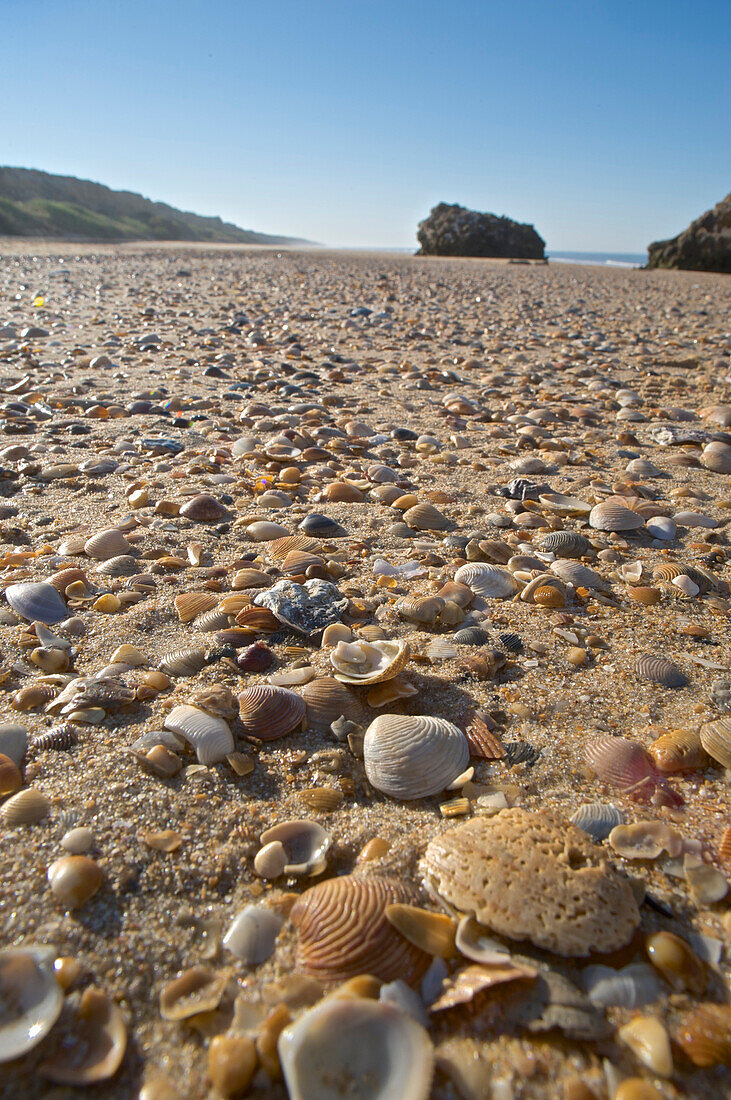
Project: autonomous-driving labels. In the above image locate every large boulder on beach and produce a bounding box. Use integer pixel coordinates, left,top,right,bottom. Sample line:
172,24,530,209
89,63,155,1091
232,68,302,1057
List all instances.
417,202,545,259
647,193,731,274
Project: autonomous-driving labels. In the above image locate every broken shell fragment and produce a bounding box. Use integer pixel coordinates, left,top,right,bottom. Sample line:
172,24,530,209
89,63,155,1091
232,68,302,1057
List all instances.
608,821,683,859
363,714,470,800
618,1015,673,1077
163,705,234,765
329,639,409,685
384,904,457,958
39,987,126,1084
673,1003,731,1066
222,904,285,964
0,946,63,1063
159,967,228,1021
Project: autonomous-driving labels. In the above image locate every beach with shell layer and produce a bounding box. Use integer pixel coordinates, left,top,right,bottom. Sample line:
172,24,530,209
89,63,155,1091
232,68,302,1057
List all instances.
0,243,730,1100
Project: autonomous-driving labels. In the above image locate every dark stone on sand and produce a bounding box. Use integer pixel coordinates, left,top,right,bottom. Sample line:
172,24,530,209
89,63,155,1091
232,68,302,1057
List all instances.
416,202,545,259
647,192,731,274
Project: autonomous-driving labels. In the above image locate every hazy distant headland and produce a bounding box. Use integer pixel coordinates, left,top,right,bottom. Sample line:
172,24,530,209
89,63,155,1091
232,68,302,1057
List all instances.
0,167,311,245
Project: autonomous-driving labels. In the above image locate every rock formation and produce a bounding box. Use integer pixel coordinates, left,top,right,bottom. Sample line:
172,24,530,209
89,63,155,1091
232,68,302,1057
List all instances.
417,202,545,259
647,193,731,274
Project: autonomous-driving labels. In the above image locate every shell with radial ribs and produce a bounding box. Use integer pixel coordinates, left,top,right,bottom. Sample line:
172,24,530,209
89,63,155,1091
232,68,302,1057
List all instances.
302,677,360,733
699,718,731,769
83,528,133,560
238,685,306,741
539,530,592,558
648,728,708,773
364,714,470,799
634,654,688,688
569,802,624,842
157,648,209,677
589,501,644,531
290,874,432,985
453,564,518,599
329,639,409,685
585,736,657,792
163,705,234,764
550,559,606,590
402,503,450,530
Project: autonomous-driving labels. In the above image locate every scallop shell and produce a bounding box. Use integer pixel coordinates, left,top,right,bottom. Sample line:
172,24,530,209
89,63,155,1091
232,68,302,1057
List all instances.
279,997,433,1100
222,904,285,964
584,737,656,791
396,596,445,625
302,677,359,733
569,802,624,841
95,554,139,577
648,728,708,773
232,568,271,589
238,685,306,741
267,534,321,564
402,503,450,531
589,501,644,531
158,647,208,677
84,528,133,560
453,627,492,646
538,531,591,558
453,564,518,599
699,718,731,769
174,592,219,624
280,550,325,576
5,582,67,625
290,874,431,985
363,714,470,799
193,609,231,633
1,787,51,825
550,560,606,590
234,607,281,634
634,654,688,688
163,705,234,764
297,787,344,812
0,946,64,1063
330,639,409,685
38,987,126,1085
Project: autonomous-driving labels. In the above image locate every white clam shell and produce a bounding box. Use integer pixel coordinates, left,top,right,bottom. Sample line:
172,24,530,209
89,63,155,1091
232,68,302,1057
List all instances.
583,963,664,1008
453,564,518,599
278,997,434,1100
0,946,63,1063
364,714,470,800
5,583,67,625
84,528,133,560
0,723,28,766
550,559,606,590
163,705,234,764
222,904,284,964
589,501,644,531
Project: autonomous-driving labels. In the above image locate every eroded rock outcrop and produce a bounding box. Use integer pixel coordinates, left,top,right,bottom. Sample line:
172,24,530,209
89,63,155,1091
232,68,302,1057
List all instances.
417,202,545,259
647,193,731,274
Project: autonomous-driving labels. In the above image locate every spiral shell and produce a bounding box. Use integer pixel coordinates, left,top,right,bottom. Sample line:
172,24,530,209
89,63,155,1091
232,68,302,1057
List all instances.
453,564,518,599
84,528,133,560
634,654,688,688
163,705,234,764
238,685,306,741
158,647,208,677
1,787,51,825
699,717,731,769
5,582,67,625
302,677,359,733
402,503,450,531
364,714,470,800
29,725,78,753
585,737,656,791
648,728,708,773
290,874,432,985
589,501,644,531
539,531,591,558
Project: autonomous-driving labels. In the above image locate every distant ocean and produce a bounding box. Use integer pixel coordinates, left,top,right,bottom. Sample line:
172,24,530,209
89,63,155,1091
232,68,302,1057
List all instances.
546,251,646,268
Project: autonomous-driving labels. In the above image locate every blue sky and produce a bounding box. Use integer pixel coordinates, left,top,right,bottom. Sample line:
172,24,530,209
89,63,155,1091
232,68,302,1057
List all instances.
1,0,729,250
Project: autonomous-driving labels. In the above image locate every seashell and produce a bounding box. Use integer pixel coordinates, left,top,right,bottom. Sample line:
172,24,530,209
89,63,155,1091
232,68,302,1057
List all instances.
429,962,536,1013
367,676,418,708
569,802,624,841
236,641,274,673
297,786,344,812
5,582,67,625
247,520,291,540
653,561,686,582
159,966,229,1021
109,644,145,668
234,606,281,633
372,483,403,504
458,649,506,681
0,749,22,795
179,493,228,522
323,481,364,502
538,492,591,516
550,559,606,590
699,717,731,769
453,626,491,646
280,550,326,576
519,572,566,604
29,725,78,753
278,997,434,1100
453,563,518,599
384,904,457,958
435,580,473,608
583,962,664,1008
0,946,64,1063
258,819,331,876
194,608,231,632
402,503,450,531
648,728,708,773
634,654,687,688
618,1017,673,1078
396,596,445,624
646,931,707,995
330,639,409,685
232,567,271,589
589,501,644,531
189,684,238,721
48,568,90,594
1,787,50,825
95,554,139,577
215,627,262,649
208,1033,258,1097
646,515,676,540
701,440,731,474
84,528,133,560
585,736,656,792
608,821,683,859
39,987,126,1085
673,1004,731,1067
290,874,431,985
163,705,234,764
47,855,103,908
684,854,728,904
303,677,358,733
174,591,219,624
454,916,512,966
222,904,284,964
363,714,470,799
238,685,306,741
12,683,59,711
0,723,28,766
29,646,70,673
533,585,566,609
158,647,208,677
464,714,505,760
267,534,321,564
299,513,347,538
538,530,591,558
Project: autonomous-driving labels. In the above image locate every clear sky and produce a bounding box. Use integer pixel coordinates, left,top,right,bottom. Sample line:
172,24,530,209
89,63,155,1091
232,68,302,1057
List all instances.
1,0,729,251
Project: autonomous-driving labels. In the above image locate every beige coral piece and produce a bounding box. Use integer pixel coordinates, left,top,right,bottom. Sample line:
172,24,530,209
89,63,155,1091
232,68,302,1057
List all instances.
421,808,639,957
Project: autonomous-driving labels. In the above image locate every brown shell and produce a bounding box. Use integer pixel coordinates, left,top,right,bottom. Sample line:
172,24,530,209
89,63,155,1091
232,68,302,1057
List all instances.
12,684,58,711
280,551,325,576
674,1004,731,1067
48,568,90,594
648,728,708,773
238,685,306,741
267,535,321,564
585,736,657,790
323,481,364,502
174,592,219,624
219,593,253,614
0,752,23,796
653,562,687,582
290,874,431,986
179,493,228,522
699,717,731,769
231,568,272,590
402,503,450,530
465,714,506,760
302,677,359,733
297,787,344,812
234,607,281,634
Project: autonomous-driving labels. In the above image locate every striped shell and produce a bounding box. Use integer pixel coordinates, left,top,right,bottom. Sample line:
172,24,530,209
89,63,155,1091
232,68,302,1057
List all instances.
297,786,344,812
193,609,231,632
453,564,518,599
280,551,325,576
589,501,644,531
174,592,219,624
163,705,234,764
699,718,731,769
653,562,687,582
363,714,470,799
95,555,139,577
550,559,606,590
569,802,625,842
453,627,491,646
396,596,445,625
583,963,664,1008
402,503,450,530
238,685,306,741
302,677,359,733
539,531,591,558
1,787,51,825
648,728,708,773
234,607,281,634
585,737,656,791
84,528,133,560
158,648,208,677
5,583,67,625
634,654,688,688
29,725,78,753
674,1004,731,1067
290,874,432,985
267,535,321,564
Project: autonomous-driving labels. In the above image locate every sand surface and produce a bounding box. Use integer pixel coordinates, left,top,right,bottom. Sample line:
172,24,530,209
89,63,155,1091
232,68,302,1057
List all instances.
0,245,729,1099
